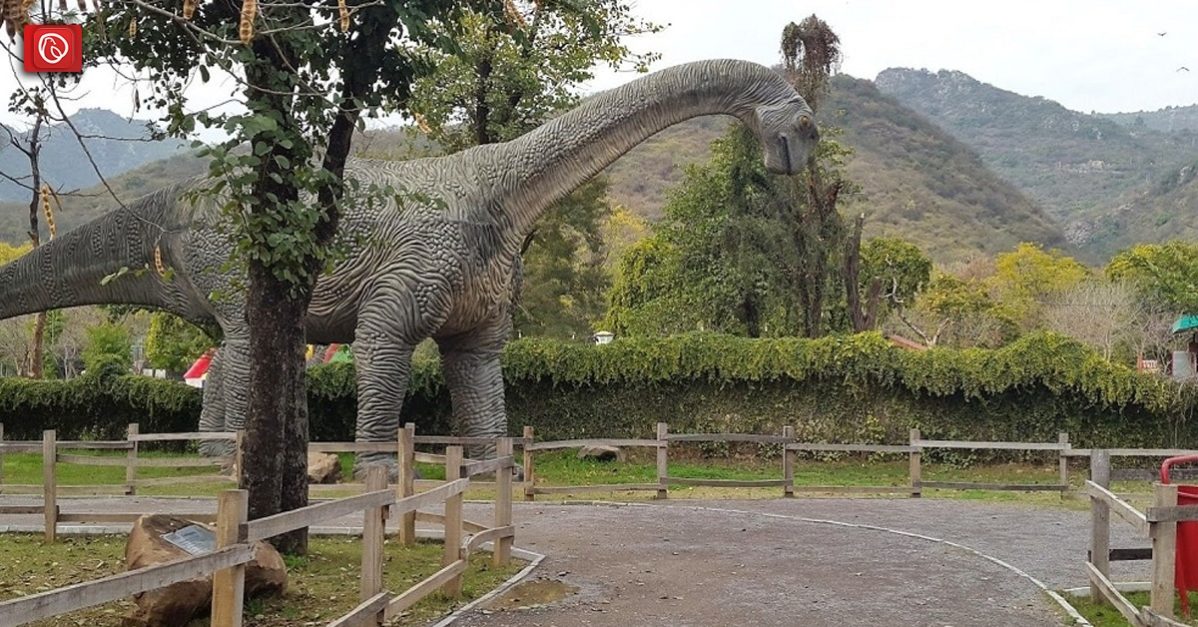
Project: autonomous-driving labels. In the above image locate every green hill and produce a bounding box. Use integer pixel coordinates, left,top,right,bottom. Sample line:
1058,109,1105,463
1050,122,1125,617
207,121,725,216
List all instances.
1102,105,1198,133
873,67,1196,257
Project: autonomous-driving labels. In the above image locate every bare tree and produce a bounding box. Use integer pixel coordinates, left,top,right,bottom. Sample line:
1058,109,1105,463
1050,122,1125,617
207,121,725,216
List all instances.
1043,280,1141,360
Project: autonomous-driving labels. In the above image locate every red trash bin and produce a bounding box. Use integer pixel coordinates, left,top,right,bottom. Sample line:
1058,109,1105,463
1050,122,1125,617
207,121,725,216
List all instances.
1160,454,1198,615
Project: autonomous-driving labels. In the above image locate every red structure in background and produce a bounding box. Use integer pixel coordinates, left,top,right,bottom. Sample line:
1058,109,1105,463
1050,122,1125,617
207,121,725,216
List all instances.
182,349,214,388
1161,454,1198,615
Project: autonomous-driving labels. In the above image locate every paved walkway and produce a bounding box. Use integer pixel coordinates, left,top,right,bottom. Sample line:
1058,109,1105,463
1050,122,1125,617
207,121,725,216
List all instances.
0,496,1148,626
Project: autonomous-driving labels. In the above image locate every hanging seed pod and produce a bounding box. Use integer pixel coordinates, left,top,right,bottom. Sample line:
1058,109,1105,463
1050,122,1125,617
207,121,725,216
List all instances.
413,112,431,134
338,0,348,32
238,0,255,44
56,0,65,13
4,0,19,38
127,16,136,37
503,0,524,27
76,0,85,11
153,245,167,277
182,0,195,20
40,184,56,240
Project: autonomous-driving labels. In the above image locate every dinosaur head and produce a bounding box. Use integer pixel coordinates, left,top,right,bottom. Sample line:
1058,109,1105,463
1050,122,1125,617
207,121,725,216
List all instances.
754,97,819,175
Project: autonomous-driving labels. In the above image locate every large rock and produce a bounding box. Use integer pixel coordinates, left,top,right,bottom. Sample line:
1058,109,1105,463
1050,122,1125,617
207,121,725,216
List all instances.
124,515,286,626
307,452,342,484
577,444,624,462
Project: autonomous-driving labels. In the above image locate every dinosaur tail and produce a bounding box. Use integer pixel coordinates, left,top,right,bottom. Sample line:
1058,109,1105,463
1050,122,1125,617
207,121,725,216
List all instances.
0,186,179,320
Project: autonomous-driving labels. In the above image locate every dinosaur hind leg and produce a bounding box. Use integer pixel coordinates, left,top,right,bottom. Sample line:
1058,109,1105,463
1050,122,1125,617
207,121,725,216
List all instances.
437,313,512,462
197,347,229,456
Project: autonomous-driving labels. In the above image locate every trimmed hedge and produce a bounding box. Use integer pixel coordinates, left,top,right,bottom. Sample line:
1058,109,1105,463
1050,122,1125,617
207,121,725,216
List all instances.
1,332,1193,452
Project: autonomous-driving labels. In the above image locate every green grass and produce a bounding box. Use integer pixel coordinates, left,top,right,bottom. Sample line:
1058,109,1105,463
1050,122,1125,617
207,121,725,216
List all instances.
1067,591,1198,626
0,533,521,626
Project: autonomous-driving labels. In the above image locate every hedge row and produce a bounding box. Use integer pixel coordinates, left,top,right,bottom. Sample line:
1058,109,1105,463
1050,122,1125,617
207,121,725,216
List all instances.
0,332,1192,451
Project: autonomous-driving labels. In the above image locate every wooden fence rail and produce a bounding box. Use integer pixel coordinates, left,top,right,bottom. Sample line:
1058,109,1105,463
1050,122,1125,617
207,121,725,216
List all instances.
0,429,517,627
517,424,1077,500
10,420,1198,511
1086,449,1195,627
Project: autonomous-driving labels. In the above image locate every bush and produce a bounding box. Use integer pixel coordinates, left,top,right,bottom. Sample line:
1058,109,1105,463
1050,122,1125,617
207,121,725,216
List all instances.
82,322,132,377
0,332,1192,454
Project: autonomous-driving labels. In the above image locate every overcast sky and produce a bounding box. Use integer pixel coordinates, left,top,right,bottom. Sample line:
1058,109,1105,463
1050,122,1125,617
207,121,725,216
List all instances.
3,0,1196,129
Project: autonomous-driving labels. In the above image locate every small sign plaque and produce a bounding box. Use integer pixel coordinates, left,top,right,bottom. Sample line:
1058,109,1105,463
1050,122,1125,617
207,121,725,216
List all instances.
162,524,216,556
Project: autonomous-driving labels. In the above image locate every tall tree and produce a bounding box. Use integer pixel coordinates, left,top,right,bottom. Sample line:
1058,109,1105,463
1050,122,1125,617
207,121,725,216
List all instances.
409,1,661,339
780,15,856,336
1,89,53,377
1107,242,1198,313
990,242,1089,329
70,0,475,553
605,16,863,339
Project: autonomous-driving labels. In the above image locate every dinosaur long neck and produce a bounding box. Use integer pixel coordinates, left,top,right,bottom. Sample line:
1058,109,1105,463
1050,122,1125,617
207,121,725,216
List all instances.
0,187,180,319
490,59,796,247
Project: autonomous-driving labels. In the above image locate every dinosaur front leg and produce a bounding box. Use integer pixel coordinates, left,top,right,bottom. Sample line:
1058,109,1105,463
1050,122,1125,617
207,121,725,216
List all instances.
353,321,416,478
437,316,511,461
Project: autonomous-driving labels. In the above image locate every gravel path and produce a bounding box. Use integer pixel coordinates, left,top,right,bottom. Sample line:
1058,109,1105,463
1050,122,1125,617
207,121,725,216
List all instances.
0,495,1150,626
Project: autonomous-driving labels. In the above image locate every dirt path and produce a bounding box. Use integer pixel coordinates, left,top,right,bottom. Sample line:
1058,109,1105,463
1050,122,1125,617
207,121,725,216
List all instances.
0,496,1145,626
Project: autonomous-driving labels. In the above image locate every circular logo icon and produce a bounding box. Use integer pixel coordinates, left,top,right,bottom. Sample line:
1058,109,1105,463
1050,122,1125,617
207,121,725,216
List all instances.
37,32,70,65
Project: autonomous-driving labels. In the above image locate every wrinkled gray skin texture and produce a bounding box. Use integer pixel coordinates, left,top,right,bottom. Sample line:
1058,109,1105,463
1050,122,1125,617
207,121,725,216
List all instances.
0,60,818,469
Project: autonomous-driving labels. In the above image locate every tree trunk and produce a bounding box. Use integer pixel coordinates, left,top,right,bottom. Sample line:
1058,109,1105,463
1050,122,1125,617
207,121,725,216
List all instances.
26,116,44,378
243,260,310,555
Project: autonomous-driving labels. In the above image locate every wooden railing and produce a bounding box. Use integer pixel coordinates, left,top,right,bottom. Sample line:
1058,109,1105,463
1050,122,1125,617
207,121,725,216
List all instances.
1086,450,1196,627
0,439,516,627
0,429,239,542
519,424,1078,500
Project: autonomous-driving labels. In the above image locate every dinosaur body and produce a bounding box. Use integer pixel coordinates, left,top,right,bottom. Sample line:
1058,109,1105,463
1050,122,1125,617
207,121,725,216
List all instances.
0,60,819,463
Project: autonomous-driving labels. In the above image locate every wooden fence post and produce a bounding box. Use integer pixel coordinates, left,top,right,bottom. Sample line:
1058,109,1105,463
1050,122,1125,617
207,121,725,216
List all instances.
442,446,464,598
42,429,56,543
494,437,513,567
1151,481,1180,618
522,426,534,502
1058,432,1070,489
360,465,387,608
211,489,248,627
125,423,139,496
909,428,922,498
782,425,795,498
1090,449,1111,602
398,422,416,546
656,422,669,500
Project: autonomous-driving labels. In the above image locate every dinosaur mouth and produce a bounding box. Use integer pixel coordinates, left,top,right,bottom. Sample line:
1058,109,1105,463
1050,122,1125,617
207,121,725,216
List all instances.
779,135,793,175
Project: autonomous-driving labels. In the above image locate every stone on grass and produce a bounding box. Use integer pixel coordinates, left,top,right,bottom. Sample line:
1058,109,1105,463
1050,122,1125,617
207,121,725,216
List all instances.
577,445,623,462
124,514,286,626
307,452,343,484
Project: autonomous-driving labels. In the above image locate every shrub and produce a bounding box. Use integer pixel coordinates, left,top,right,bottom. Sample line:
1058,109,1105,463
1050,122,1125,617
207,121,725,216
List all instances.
0,332,1191,454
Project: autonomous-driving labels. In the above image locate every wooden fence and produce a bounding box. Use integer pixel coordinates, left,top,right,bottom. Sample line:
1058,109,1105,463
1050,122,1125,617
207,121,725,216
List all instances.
0,434,516,627
0,428,240,542
519,424,1079,500
1085,450,1198,627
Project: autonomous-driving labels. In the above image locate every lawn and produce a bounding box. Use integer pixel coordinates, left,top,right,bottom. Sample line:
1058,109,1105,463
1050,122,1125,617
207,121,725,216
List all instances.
0,533,521,626
1068,591,1198,626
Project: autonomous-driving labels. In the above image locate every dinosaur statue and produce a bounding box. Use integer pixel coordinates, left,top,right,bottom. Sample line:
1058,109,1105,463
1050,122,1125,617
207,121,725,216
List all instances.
0,59,818,467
